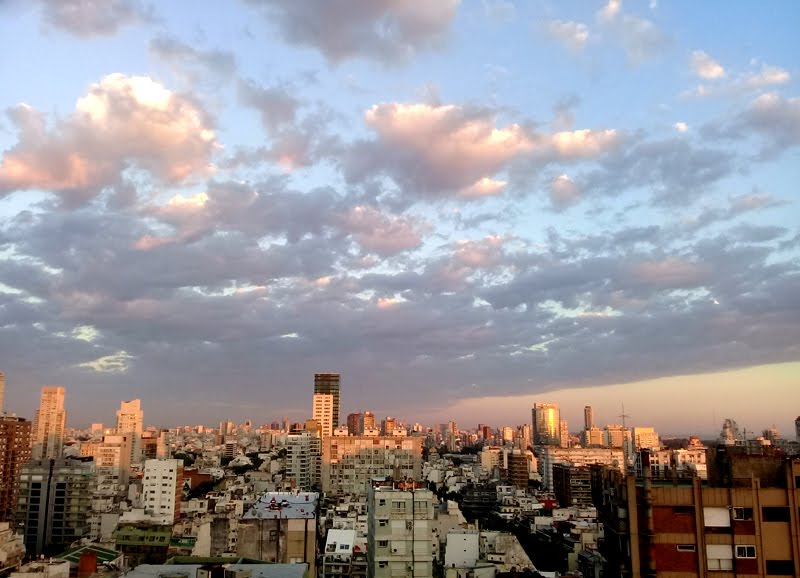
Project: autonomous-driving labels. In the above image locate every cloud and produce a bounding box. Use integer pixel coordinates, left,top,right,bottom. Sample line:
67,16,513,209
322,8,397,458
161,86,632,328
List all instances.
684,62,790,98
597,0,668,64
238,79,300,131
0,74,217,206
244,0,459,64
77,350,133,373
451,235,507,270
547,20,589,52
674,122,689,133
577,136,734,205
598,0,621,22
707,93,800,157
549,174,582,209
337,205,426,256
39,0,152,37
149,36,236,87
690,50,725,79
344,102,619,200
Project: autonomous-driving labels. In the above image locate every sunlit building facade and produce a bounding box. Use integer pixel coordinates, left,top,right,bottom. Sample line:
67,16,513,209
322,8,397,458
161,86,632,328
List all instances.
532,402,561,446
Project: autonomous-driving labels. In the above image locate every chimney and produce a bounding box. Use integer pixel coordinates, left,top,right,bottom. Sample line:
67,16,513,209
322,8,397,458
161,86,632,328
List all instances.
78,551,98,578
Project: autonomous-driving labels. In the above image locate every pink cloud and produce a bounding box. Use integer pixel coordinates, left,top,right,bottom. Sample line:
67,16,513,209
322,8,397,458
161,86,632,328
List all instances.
0,74,218,205
339,205,426,256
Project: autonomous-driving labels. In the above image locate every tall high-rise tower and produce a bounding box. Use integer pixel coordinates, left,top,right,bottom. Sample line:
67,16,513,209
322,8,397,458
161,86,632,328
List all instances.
312,393,334,439
32,386,66,460
531,402,561,446
314,373,340,428
116,399,143,464
584,405,594,430
0,415,31,520
0,371,5,413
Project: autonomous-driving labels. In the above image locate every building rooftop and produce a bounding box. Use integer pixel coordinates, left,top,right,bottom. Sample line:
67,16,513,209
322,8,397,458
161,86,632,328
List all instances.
242,492,318,520
126,564,307,578
57,544,123,565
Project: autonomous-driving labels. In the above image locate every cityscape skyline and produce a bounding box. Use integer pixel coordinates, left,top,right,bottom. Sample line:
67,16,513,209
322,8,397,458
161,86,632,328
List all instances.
0,3,798,432
2,365,797,439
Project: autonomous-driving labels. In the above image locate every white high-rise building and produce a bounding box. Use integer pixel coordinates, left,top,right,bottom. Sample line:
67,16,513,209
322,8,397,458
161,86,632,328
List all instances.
116,399,144,464
0,371,5,413
284,432,321,490
142,459,182,523
32,386,66,460
313,393,334,439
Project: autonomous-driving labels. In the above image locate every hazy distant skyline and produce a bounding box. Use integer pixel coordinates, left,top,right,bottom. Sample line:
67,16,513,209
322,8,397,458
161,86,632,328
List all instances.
0,2,798,430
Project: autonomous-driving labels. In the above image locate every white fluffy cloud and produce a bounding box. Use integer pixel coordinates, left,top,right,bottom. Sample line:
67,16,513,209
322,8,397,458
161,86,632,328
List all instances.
0,74,218,205
690,50,726,79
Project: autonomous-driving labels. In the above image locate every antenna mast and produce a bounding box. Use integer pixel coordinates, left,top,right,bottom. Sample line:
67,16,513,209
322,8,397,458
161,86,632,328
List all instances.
619,403,632,473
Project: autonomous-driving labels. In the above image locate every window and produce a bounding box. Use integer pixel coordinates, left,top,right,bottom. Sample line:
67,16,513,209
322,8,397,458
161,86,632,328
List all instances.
673,505,694,514
765,560,794,575
378,540,388,547
676,545,696,552
379,519,387,527
735,545,756,558
707,544,733,571
762,507,790,522
732,507,753,521
378,499,386,506
378,562,388,568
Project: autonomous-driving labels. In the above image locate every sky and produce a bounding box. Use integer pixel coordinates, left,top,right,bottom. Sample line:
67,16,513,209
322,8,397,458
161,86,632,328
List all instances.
0,0,798,435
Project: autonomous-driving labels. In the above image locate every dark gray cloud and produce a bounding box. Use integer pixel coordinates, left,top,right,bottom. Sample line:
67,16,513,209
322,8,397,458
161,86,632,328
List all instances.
39,0,153,37
243,0,459,64
576,136,735,205
149,36,236,88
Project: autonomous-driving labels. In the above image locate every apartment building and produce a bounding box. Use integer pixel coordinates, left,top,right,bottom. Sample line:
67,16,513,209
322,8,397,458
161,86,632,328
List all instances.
0,416,31,521
367,481,435,578
16,458,94,556
592,447,800,577
142,459,183,523
323,436,422,497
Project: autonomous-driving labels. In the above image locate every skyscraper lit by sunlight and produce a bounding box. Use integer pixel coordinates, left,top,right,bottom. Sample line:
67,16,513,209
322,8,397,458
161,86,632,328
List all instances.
314,373,340,428
32,386,66,460
532,401,561,446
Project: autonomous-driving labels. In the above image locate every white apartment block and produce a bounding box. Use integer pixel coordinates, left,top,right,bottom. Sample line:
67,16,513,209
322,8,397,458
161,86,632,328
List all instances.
142,458,182,523
539,447,624,490
479,447,502,473
323,528,359,578
367,482,434,578
313,393,335,439
323,436,422,497
285,432,321,490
